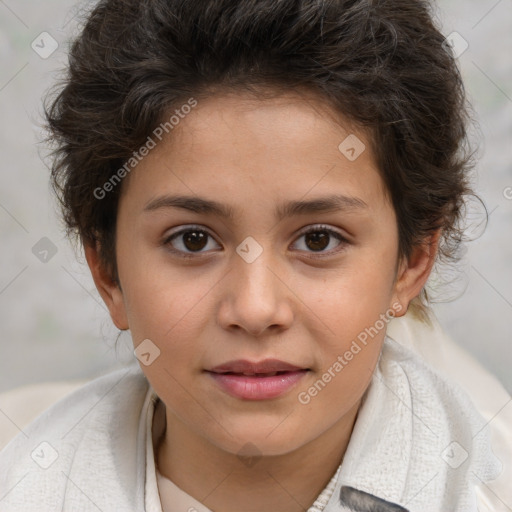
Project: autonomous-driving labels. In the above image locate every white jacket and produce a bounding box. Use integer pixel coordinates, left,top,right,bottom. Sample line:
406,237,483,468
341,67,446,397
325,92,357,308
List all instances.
0,312,510,512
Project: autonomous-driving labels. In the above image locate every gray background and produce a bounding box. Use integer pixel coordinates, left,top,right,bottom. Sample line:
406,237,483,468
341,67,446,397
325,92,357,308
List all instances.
0,0,511,393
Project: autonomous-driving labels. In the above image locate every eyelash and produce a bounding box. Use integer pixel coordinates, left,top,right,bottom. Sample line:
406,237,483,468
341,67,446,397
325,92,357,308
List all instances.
162,224,350,260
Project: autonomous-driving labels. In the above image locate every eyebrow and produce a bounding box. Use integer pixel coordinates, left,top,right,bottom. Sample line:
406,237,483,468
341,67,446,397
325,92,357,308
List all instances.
143,194,368,221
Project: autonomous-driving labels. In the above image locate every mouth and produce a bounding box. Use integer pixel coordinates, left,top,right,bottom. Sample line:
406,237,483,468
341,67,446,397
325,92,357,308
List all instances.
207,358,309,375
211,370,300,377
205,359,310,400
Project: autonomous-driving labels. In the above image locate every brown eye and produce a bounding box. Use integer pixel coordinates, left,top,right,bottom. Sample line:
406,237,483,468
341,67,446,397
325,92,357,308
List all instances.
304,231,330,251
182,230,208,251
292,225,348,256
164,226,220,256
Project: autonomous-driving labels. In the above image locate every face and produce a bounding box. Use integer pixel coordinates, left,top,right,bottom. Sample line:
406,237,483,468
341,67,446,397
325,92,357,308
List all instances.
88,90,433,457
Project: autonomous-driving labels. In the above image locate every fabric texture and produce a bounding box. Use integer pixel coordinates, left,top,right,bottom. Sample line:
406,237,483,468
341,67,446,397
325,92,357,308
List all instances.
0,336,503,512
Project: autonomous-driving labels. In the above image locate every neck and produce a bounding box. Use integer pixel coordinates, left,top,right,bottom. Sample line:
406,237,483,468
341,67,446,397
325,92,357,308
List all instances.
154,399,360,512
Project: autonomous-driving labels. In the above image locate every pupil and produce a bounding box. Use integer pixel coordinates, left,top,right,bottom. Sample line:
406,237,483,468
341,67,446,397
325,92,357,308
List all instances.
306,231,329,251
184,231,208,251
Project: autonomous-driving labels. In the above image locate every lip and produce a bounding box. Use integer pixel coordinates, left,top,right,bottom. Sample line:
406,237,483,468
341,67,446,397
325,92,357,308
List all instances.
206,359,309,400
208,358,306,374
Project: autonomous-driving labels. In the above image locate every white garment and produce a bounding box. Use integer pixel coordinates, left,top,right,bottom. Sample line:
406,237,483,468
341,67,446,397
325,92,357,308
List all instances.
387,312,512,512
332,339,501,511
0,336,503,512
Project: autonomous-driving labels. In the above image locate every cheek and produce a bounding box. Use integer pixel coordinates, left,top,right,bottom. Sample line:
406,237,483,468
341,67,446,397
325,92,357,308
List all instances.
297,252,396,379
305,258,396,333
117,245,211,337
295,271,390,417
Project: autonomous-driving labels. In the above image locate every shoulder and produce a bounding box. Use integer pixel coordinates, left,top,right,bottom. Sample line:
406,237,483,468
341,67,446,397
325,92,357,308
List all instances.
386,313,512,512
0,365,150,511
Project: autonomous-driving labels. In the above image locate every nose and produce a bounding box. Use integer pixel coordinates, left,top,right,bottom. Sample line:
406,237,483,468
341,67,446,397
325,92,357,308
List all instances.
216,247,294,337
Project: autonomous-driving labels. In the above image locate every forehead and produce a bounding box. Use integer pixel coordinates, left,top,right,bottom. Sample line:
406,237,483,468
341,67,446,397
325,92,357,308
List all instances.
119,91,390,215
167,90,365,157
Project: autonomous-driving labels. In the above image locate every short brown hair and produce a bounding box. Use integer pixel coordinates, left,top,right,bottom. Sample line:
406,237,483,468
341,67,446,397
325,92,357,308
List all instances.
45,0,482,322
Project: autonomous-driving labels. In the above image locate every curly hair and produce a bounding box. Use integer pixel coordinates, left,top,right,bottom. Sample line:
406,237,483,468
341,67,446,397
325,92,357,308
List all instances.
45,0,481,322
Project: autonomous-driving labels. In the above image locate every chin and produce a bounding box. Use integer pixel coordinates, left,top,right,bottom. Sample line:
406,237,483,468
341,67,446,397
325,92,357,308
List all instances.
207,423,309,459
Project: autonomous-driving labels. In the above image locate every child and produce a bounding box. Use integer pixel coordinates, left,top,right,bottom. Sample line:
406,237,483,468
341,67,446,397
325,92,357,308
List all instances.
0,0,509,510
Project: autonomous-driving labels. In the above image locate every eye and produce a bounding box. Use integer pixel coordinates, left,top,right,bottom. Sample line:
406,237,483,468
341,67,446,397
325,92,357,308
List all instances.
162,223,349,259
163,225,221,257
291,224,349,256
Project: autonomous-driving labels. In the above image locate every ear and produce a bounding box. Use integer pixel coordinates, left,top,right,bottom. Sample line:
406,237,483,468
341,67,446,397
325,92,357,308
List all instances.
84,242,129,330
391,229,441,317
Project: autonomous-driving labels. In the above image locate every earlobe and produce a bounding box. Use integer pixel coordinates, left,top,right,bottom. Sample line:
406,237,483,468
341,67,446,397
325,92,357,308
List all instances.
84,243,129,330
391,230,441,317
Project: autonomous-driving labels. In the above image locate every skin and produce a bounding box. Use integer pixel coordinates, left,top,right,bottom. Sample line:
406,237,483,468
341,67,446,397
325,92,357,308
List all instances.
85,90,439,512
